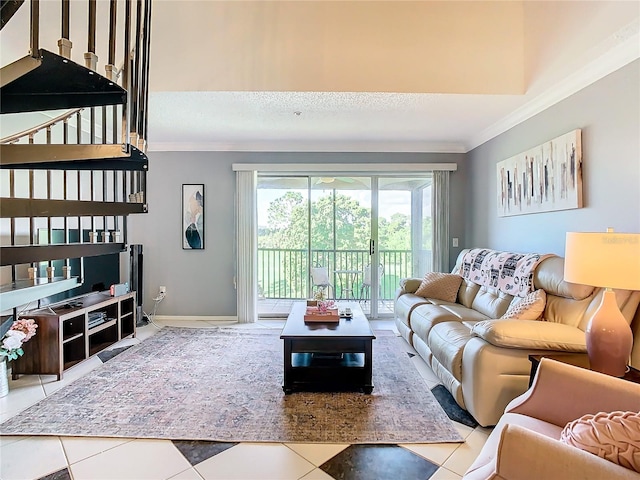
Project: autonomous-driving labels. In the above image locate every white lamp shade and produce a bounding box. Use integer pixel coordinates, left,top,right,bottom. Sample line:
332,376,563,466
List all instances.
564,231,640,291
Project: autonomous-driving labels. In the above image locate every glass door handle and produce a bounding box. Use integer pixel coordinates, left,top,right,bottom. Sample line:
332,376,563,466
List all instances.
369,239,375,255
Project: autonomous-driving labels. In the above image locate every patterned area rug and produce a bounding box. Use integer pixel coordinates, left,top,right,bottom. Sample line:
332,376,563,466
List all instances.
0,327,462,444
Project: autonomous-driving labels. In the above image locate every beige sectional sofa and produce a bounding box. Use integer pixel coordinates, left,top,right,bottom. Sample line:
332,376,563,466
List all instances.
394,248,640,427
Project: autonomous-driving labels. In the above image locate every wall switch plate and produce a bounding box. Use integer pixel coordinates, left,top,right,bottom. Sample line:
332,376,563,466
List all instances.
452,238,459,247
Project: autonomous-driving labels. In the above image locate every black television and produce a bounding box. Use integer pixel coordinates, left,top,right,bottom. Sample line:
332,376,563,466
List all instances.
37,228,121,305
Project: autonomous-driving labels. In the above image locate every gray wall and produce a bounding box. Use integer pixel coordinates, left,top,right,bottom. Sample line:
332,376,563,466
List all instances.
466,59,640,256
130,60,640,317
129,152,467,316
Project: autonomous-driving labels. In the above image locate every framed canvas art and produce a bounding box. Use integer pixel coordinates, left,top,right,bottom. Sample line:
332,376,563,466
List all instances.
182,184,204,249
497,129,582,217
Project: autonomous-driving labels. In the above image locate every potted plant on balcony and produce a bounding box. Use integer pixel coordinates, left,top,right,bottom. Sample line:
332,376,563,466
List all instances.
307,286,328,306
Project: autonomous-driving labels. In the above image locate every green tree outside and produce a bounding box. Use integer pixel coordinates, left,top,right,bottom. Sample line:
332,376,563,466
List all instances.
258,190,429,299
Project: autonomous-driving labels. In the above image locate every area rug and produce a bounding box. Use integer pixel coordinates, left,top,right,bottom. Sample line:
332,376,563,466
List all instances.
0,327,463,444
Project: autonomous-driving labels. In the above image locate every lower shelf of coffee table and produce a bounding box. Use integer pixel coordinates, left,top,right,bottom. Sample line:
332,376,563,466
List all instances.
286,352,371,393
292,352,364,368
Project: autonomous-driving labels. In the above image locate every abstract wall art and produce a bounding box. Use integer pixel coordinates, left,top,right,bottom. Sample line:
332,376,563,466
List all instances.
182,184,204,249
497,129,582,217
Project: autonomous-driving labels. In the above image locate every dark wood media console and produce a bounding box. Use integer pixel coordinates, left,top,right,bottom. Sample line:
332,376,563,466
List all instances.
12,291,136,380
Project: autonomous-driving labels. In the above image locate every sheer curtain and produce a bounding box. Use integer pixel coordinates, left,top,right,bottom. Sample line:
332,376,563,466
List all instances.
235,170,257,323
431,170,450,273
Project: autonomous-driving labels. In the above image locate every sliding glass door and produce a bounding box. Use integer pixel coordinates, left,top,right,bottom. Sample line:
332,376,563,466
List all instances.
256,176,309,303
376,177,433,313
310,176,372,305
256,174,432,319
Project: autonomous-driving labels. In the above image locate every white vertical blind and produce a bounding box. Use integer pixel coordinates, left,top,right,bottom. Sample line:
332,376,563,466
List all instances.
431,170,450,273
235,170,257,323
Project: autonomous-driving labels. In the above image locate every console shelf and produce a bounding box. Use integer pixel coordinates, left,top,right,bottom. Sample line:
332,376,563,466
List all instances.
12,291,136,380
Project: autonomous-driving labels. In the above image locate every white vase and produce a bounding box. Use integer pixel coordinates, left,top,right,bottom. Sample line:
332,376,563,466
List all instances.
0,360,8,398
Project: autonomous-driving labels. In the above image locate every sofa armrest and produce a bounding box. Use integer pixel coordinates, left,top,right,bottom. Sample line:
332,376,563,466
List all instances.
506,358,640,427
471,319,587,351
398,278,422,295
490,424,639,480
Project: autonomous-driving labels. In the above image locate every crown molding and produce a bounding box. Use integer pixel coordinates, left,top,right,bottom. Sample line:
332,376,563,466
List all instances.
467,24,640,152
146,140,467,154
232,163,457,172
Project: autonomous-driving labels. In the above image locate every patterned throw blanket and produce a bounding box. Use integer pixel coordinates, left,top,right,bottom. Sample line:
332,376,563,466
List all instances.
458,248,555,297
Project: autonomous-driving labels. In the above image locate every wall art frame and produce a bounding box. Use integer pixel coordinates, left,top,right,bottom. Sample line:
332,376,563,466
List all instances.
497,129,582,217
182,184,204,249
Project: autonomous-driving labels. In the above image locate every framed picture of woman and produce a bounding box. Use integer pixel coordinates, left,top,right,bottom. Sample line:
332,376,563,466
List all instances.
182,184,204,249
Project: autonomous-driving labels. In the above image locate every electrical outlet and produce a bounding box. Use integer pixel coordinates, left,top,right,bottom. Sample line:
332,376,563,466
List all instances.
452,237,459,247
159,286,167,294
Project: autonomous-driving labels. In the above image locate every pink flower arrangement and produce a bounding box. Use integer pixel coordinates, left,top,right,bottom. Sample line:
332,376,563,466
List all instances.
317,301,328,313
1,318,37,362
317,300,335,313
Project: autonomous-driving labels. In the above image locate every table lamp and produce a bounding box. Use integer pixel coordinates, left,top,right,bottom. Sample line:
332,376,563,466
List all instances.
564,229,640,377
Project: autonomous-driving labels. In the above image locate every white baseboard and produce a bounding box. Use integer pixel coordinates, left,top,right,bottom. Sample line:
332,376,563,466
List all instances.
153,315,239,323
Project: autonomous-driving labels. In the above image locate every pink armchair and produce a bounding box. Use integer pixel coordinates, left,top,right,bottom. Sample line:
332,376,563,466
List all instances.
463,358,640,480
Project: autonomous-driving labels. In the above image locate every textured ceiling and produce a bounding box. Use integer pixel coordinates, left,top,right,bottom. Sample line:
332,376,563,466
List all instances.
148,90,524,152
145,1,639,153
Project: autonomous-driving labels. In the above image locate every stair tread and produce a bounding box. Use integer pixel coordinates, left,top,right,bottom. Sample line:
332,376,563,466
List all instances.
0,143,148,171
1,49,126,114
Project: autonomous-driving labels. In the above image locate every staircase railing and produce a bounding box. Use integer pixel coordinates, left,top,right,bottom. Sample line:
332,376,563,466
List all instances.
0,0,152,314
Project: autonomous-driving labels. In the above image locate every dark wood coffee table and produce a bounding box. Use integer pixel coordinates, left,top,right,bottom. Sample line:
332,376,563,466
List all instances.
280,302,376,394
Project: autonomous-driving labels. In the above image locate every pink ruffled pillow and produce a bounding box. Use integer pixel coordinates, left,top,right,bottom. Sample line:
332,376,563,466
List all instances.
560,411,640,473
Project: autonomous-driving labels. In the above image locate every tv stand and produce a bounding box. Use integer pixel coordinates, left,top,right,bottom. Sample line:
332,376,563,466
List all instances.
12,291,136,380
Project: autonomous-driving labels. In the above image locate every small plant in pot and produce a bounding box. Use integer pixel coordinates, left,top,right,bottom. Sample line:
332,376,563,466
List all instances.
308,287,328,306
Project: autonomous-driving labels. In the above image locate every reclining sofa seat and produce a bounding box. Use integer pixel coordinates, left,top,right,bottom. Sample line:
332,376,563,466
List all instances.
394,248,640,427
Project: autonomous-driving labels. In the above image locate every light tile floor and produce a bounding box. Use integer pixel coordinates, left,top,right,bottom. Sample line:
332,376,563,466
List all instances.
0,318,490,480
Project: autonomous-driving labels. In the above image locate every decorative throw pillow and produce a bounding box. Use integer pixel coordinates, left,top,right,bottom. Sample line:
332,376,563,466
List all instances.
414,272,462,303
560,411,640,473
500,289,546,320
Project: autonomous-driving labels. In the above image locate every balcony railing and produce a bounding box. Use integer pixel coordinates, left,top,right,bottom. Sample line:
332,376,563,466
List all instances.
257,248,431,300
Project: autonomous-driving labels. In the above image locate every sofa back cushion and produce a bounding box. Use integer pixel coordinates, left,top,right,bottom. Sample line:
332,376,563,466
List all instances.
542,294,593,328
533,256,640,331
533,256,594,300
531,255,595,328
457,279,480,309
471,285,513,319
